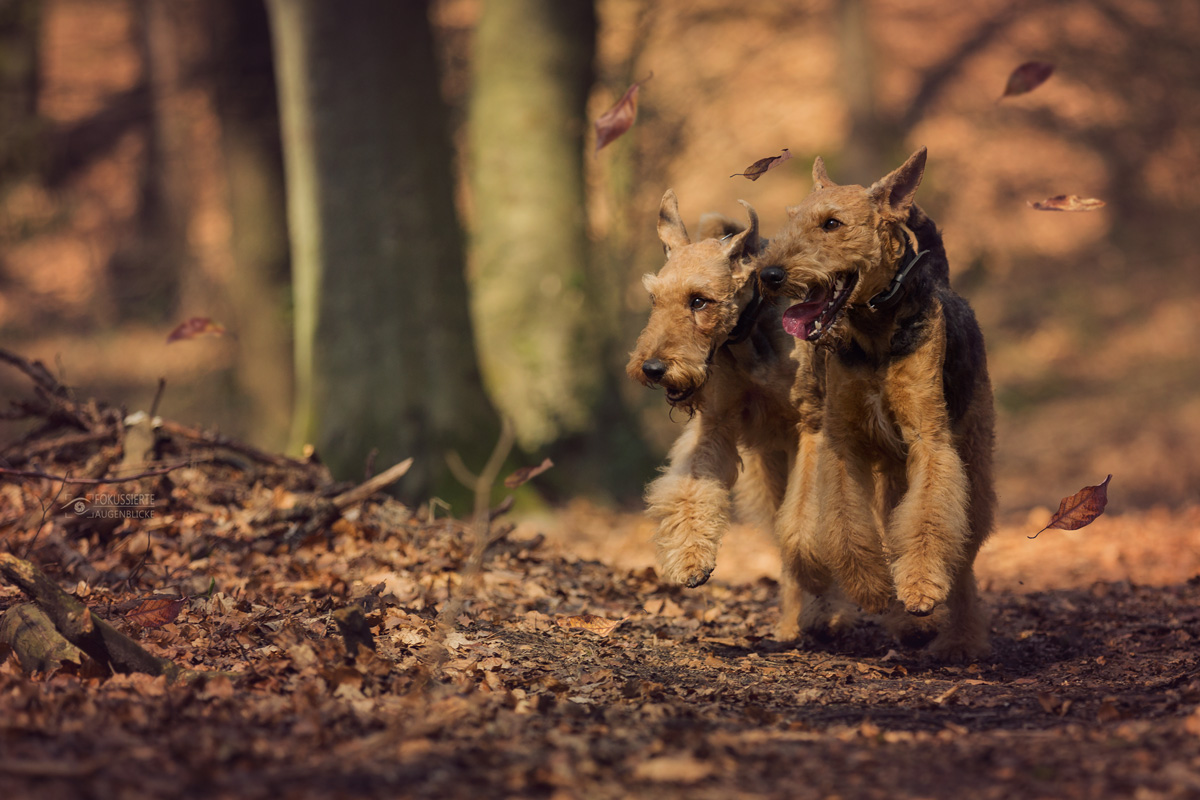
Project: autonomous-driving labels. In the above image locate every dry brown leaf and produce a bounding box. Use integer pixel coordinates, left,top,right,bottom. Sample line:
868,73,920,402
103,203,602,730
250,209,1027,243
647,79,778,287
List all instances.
1000,61,1055,99
503,458,554,489
730,148,792,181
125,595,187,628
1027,194,1106,211
167,317,227,343
632,755,714,784
555,614,626,637
1029,474,1112,539
594,80,642,153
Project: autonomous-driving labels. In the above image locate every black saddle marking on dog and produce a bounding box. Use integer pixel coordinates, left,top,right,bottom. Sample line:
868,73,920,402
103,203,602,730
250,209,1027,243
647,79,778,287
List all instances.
835,206,986,426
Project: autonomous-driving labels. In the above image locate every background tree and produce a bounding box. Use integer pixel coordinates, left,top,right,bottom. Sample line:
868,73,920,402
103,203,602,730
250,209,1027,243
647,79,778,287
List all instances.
207,0,291,450
467,0,599,449
265,0,498,504
0,0,40,186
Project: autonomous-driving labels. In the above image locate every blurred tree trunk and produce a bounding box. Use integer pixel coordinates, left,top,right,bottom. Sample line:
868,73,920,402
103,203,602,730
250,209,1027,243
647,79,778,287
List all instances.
0,0,41,184
208,0,291,451
265,0,498,504
133,0,201,320
836,0,889,184
467,0,598,449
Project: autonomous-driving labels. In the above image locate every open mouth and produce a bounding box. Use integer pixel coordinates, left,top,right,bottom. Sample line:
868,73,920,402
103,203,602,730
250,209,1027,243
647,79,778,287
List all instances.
665,386,696,405
781,272,858,341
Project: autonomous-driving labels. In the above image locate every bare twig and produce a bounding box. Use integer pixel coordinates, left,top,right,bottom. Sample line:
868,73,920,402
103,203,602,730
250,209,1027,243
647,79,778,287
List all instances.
0,462,188,485
421,420,515,685
146,377,167,419
154,419,314,470
0,348,66,397
331,457,413,510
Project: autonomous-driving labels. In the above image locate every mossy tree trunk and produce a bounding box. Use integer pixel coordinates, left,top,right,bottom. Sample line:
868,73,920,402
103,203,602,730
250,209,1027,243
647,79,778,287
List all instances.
467,0,598,449
265,0,498,505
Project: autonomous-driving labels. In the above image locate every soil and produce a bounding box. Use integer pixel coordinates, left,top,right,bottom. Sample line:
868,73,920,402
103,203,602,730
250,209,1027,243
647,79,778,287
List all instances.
3,461,1199,799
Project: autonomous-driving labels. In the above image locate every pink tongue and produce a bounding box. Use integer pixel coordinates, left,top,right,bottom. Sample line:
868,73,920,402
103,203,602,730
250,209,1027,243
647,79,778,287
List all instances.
782,302,824,339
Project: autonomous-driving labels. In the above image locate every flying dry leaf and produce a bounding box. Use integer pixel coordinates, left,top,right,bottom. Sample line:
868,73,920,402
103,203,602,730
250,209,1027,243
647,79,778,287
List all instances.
1029,474,1112,539
594,82,641,153
555,614,626,637
125,595,187,628
504,458,554,489
1001,61,1055,99
730,148,793,181
1027,194,1106,212
167,317,227,343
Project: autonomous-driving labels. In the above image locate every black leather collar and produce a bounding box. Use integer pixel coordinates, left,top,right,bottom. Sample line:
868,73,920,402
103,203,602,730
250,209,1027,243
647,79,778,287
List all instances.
867,233,928,311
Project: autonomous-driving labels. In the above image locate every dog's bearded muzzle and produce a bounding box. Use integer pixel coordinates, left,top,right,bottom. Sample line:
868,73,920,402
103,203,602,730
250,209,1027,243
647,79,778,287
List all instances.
629,354,707,409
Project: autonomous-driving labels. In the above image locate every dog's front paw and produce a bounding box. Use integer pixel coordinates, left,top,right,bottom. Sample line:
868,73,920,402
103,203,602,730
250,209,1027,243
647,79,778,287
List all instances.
896,578,948,616
657,545,717,589
685,565,714,588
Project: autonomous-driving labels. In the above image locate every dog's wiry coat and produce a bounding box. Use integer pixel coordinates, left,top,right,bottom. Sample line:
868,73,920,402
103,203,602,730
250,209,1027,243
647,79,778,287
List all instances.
757,148,996,659
627,191,815,595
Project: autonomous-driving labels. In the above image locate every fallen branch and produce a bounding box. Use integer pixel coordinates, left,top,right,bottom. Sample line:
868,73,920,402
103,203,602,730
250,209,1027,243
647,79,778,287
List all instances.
0,552,203,681
278,456,415,550
0,603,95,674
331,457,413,510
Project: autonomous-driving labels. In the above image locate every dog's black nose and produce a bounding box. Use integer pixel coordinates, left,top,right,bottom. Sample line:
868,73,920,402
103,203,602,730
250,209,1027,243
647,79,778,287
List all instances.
641,359,667,382
760,266,786,291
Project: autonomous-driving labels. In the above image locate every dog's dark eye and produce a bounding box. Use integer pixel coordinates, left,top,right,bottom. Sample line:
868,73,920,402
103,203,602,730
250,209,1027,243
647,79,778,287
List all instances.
649,294,656,307
822,218,843,231
690,296,709,311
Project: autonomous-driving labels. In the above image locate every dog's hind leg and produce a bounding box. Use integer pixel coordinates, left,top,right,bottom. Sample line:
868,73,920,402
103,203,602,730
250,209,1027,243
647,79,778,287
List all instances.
818,443,894,614
775,431,835,639
927,557,990,661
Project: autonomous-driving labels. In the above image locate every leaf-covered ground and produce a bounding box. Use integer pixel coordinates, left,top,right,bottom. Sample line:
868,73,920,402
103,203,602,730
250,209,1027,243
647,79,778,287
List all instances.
3,457,1200,799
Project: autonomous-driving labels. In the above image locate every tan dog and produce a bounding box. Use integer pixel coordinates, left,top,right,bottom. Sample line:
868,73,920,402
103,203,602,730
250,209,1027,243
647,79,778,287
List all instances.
627,190,816,594
757,148,996,659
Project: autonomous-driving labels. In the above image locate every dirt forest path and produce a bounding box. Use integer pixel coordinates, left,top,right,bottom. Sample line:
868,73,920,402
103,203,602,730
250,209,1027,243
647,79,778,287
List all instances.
1,355,1199,799
3,445,1200,800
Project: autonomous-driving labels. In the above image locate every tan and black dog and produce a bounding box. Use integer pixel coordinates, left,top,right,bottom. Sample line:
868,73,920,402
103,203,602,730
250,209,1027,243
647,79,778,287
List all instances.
627,190,819,605
757,148,996,659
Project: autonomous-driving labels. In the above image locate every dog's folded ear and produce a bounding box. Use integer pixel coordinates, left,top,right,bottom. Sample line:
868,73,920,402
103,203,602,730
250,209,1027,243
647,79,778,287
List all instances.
658,189,691,255
720,200,760,264
695,212,744,242
869,147,927,220
812,156,838,191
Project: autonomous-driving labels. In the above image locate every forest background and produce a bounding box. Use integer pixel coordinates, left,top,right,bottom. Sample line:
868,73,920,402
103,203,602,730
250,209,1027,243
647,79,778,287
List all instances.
2,0,1198,520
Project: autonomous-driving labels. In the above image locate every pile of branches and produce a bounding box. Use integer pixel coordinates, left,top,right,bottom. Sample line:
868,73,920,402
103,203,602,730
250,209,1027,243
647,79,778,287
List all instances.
0,347,430,679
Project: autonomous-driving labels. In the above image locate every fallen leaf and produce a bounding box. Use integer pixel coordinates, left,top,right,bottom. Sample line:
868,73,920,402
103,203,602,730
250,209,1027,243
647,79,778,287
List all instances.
1000,61,1055,99
167,317,227,343
1027,194,1106,211
632,755,714,784
730,148,792,181
555,614,626,637
1185,707,1200,737
594,79,643,153
1029,475,1112,539
125,595,187,628
504,458,554,489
